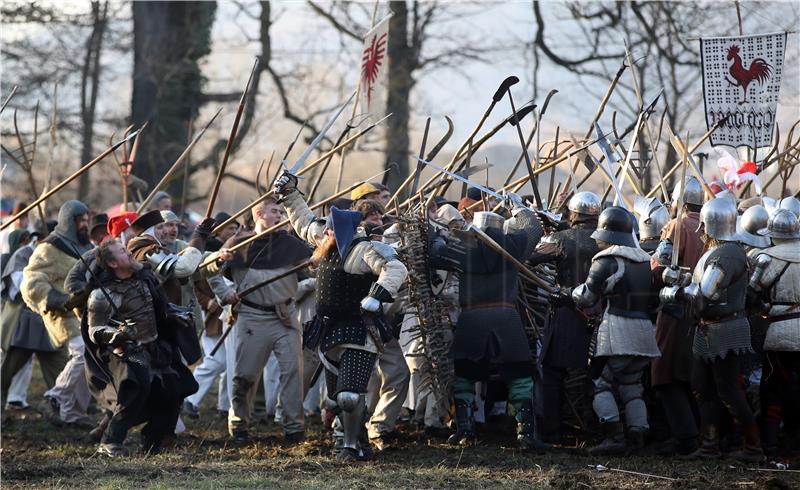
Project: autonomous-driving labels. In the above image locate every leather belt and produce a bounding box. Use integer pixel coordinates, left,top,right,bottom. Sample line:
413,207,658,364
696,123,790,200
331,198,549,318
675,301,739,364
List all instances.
699,310,744,326
764,312,800,324
240,298,291,313
462,301,516,311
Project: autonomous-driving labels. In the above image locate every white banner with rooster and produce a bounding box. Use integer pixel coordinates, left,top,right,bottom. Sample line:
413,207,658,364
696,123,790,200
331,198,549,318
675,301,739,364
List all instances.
700,32,786,149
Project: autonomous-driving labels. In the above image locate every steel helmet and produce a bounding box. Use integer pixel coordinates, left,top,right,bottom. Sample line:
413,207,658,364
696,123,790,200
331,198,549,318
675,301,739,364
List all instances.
699,197,739,241
671,176,704,207
760,208,800,239
472,211,505,232
567,191,602,216
591,206,636,247
779,197,800,219
633,196,669,240
737,204,770,248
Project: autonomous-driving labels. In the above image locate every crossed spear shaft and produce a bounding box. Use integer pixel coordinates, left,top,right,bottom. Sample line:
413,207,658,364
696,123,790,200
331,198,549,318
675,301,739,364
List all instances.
208,115,389,236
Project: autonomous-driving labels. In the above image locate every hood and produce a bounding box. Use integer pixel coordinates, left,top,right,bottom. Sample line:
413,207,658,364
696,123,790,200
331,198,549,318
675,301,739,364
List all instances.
328,206,363,258
436,204,464,226
7,228,30,256
53,200,91,253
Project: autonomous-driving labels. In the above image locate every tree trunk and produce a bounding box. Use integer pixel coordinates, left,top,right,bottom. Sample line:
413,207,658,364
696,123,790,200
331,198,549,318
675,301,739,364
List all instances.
77,1,107,200
384,1,414,195
131,1,216,198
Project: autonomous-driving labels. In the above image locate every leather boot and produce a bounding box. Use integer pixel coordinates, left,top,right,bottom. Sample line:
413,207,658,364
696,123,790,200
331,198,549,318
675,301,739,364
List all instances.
683,425,721,460
730,423,765,463
514,399,551,452
447,399,476,446
89,411,112,442
627,428,647,452
588,422,627,455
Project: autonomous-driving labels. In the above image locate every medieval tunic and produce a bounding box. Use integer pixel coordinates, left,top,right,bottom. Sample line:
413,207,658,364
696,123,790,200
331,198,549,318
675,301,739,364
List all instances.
205,230,310,436
432,208,543,377
533,219,598,369
650,212,704,386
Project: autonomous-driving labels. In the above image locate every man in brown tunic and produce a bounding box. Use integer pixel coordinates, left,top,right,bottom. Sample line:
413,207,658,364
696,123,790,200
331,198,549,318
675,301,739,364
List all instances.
650,181,705,455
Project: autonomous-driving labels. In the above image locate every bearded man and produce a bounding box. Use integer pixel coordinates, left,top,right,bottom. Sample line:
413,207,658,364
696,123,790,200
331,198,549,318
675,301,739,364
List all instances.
85,239,196,456
21,200,94,427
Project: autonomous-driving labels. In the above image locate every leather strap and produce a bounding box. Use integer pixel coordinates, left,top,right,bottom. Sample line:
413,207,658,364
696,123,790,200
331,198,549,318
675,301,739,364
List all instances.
239,297,291,313
462,301,516,311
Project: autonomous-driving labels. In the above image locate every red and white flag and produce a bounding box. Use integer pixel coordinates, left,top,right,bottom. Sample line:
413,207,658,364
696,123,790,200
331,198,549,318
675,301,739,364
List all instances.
700,32,786,149
359,14,391,117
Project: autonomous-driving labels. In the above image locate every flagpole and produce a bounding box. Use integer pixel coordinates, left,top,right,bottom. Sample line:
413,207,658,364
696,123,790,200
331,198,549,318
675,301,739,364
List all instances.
334,0,381,194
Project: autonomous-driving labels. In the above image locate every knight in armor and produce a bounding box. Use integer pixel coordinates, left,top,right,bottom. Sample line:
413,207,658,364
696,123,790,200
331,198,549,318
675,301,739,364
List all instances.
660,197,762,462
205,196,311,444
529,191,600,444
84,239,199,456
429,193,549,450
649,177,705,455
633,196,669,254
274,171,408,461
748,209,800,457
572,206,661,455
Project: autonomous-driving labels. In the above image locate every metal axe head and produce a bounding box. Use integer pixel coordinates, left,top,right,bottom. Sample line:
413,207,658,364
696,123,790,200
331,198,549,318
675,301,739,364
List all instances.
493,76,520,102
510,103,537,127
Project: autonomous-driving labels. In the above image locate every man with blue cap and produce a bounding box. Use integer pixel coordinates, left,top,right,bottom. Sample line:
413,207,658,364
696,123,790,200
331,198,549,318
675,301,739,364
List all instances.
274,171,408,462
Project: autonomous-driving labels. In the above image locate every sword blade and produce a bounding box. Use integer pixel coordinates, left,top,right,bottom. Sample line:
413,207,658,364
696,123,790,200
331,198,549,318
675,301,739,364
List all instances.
414,157,503,202
288,91,356,174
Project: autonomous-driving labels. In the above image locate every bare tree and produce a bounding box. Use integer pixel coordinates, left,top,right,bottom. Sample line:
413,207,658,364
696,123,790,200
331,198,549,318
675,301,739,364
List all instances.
308,0,498,191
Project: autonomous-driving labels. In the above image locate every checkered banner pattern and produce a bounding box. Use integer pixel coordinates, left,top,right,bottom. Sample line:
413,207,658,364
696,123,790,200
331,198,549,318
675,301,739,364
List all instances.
701,32,786,149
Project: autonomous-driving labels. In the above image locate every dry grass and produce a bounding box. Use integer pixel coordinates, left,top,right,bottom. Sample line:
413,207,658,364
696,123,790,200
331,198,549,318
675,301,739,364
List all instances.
2,368,799,489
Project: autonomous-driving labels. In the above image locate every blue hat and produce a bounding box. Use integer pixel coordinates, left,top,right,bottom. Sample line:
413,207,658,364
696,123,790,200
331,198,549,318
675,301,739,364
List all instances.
328,206,363,257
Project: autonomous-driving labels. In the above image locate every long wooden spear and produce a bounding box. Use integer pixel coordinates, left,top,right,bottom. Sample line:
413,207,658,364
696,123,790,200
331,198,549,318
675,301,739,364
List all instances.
2,131,139,231
136,108,223,214
205,57,260,218
0,85,18,116
209,114,390,234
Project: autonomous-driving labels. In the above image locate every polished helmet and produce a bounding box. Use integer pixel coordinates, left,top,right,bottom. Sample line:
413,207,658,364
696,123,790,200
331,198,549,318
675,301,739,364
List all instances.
737,204,770,248
591,206,636,247
633,196,669,240
779,197,800,219
760,208,800,239
472,211,505,232
699,197,739,241
671,176,704,207
567,191,602,216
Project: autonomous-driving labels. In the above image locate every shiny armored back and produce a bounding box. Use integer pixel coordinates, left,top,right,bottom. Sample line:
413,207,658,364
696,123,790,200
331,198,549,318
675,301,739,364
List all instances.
691,241,749,319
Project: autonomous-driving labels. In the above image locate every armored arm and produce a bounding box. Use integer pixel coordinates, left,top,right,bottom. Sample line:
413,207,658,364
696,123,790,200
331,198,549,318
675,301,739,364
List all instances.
572,256,616,308
86,289,133,346
506,208,544,261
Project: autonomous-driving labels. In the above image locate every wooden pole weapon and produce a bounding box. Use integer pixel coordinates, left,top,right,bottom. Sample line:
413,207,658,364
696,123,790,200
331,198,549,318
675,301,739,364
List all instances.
137,108,223,214
205,57,260,218
2,131,138,231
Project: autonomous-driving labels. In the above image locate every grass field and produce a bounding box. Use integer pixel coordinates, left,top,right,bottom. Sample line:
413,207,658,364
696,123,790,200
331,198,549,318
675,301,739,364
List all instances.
2,371,799,489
